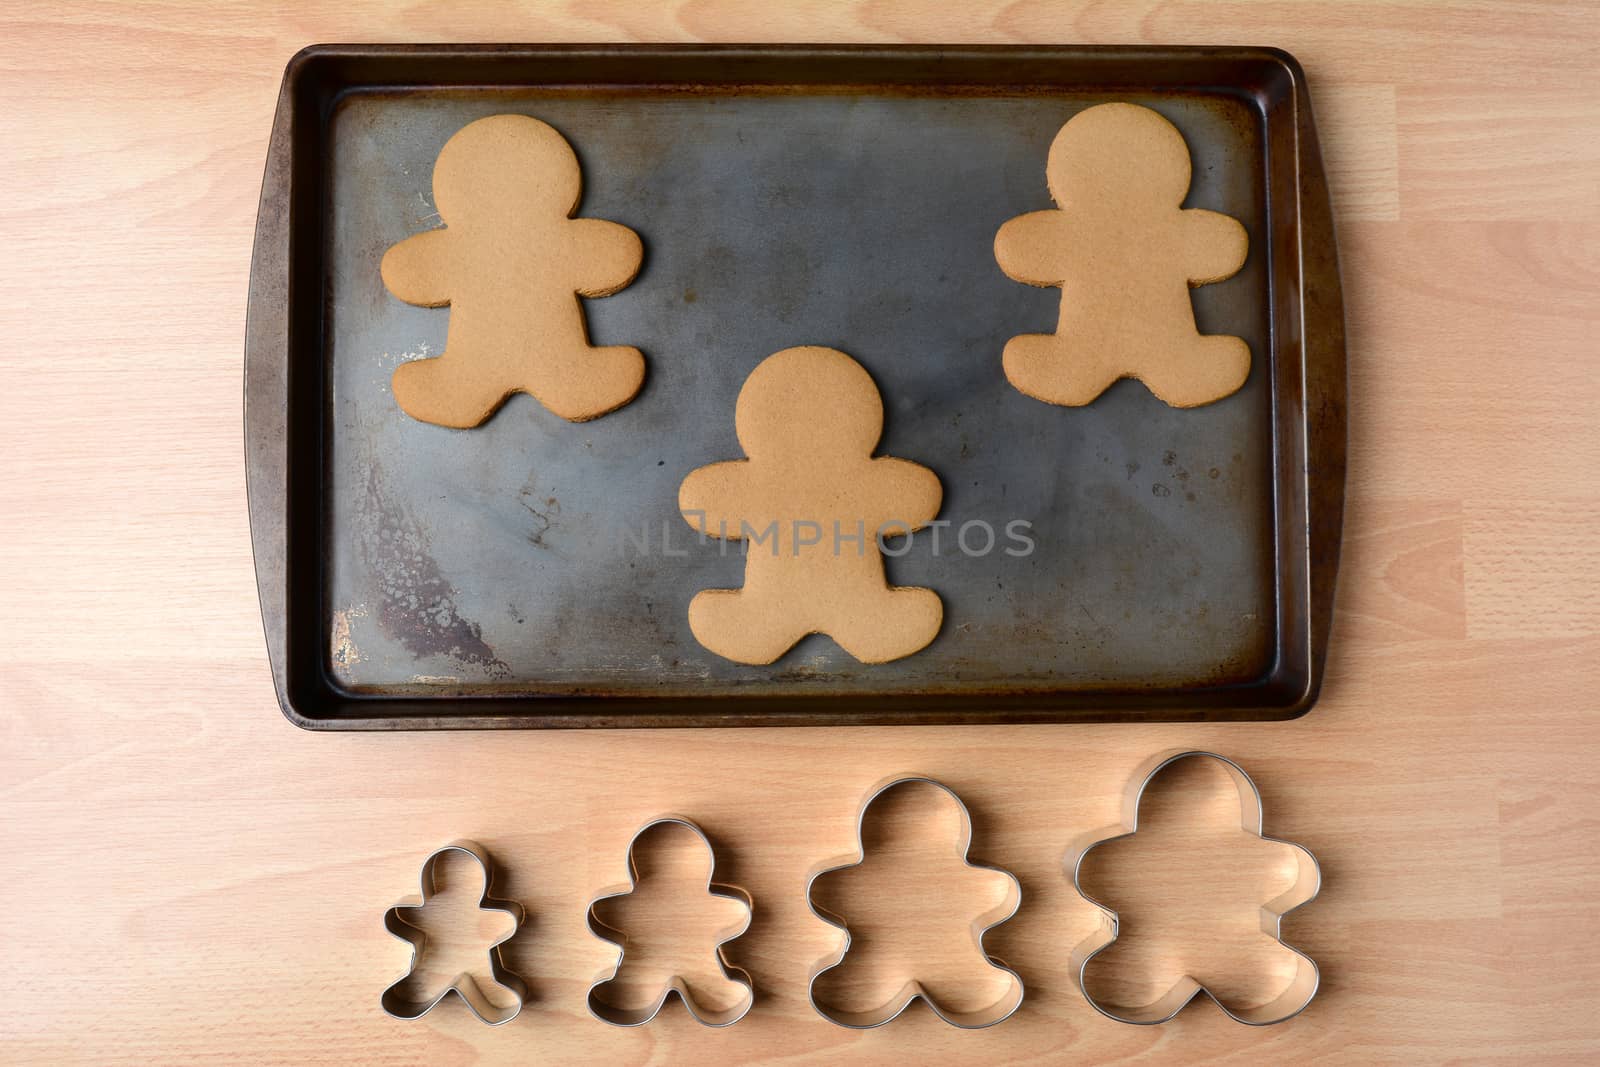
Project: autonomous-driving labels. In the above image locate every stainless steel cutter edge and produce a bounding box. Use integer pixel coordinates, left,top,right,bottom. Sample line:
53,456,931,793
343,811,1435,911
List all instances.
805,775,1025,1029
381,839,529,1026
585,816,755,1027
1068,750,1322,1026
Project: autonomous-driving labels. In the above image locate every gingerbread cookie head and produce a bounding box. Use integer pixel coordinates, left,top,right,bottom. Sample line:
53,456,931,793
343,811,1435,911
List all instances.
430,114,582,227
1046,101,1191,208
734,346,884,459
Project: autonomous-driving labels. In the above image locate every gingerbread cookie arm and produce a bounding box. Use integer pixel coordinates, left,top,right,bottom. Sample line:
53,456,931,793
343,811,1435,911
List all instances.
680,460,761,540
1180,208,1249,285
863,458,943,537
379,228,455,308
994,211,1072,286
565,218,644,298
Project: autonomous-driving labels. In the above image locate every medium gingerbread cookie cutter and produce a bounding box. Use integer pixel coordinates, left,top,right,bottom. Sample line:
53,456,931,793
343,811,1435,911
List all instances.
805,776,1025,1028
585,816,754,1027
1069,751,1322,1025
381,839,529,1025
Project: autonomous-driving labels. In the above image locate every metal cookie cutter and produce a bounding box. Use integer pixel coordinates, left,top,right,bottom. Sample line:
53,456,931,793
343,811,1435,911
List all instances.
806,776,1025,1028
1069,751,1322,1026
585,816,754,1027
381,839,529,1025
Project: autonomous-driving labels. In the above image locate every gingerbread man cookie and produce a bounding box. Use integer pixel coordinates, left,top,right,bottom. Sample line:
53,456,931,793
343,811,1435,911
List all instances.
381,114,644,428
995,102,1251,409
679,347,942,665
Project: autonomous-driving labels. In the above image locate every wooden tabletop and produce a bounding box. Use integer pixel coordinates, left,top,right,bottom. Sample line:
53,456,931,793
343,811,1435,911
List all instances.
3,2,1597,1063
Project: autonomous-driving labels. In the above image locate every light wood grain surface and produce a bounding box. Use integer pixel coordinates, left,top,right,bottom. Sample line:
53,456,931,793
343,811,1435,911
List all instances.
3,2,1598,1063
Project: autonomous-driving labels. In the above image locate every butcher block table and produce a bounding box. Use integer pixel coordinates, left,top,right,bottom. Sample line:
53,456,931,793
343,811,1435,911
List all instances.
2,1,1596,1063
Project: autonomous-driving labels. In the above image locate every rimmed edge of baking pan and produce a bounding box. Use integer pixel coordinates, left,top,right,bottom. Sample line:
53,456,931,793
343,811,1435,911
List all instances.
244,44,1345,729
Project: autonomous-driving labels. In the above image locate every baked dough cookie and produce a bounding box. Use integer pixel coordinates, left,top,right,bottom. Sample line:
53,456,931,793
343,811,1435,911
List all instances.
381,114,644,427
679,347,943,665
995,102,1251,409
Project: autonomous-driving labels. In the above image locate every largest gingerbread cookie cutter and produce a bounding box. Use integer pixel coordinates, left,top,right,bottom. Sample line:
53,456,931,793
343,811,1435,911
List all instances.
1068,751,1322,1025
805,776,1025,1028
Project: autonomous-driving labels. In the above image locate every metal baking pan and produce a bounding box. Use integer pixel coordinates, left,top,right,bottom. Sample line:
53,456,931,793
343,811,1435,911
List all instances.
245,44,1345,729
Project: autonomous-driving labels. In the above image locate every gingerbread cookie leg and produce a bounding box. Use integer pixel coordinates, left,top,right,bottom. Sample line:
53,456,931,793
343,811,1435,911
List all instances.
527,342,646,424
687,588,813,666
1002,333,1126,409
1137,334,1252,409
826,584,944,665
391,355,519,429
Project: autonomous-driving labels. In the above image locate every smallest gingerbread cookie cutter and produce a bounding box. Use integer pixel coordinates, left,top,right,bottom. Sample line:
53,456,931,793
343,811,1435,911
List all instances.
381,839,529,1025
806,776,1025,1029
1068,751,1322,1026
585,816,755,1027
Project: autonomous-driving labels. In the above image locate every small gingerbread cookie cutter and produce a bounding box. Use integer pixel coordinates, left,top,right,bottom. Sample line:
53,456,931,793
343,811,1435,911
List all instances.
585,816,754,1027
1069,751,1322,1026
381,839,529,1025
806,776,1025,1028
